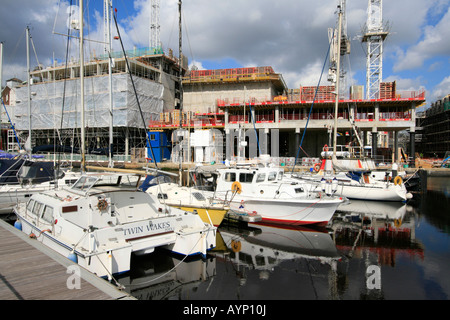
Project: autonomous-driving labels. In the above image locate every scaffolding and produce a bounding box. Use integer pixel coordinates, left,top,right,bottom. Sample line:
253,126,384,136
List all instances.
420,94,450,157
185,67,282,84
12,69,164,159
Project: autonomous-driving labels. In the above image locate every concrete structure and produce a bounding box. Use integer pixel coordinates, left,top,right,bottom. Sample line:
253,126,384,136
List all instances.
172,66,425,165
147,65,425,166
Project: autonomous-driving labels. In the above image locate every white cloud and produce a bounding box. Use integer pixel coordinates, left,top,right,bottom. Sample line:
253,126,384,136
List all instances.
189,60,205,70
393,6,450,71
430,76,450,102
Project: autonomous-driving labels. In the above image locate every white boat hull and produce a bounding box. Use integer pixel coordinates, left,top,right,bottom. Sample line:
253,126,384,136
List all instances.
334,183,407,201
227,195,342,226
17,214,132,278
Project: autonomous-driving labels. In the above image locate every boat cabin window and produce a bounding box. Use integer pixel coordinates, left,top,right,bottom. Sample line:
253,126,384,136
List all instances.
268,172,277,181
239,173,254,183
278,171,283,180
223,172,236,182
295,187,304,193
71,176,98,192
256,173,266,183
41,206,54,223
27,199,35,212
32,201,43,216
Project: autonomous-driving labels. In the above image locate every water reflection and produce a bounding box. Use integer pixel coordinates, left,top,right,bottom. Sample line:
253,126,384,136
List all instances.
116,176,450,300
215,223,341,282
116,252,216,300
332,200,424,264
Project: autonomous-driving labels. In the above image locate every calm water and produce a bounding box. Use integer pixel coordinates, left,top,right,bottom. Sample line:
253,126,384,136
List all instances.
117,176,450,301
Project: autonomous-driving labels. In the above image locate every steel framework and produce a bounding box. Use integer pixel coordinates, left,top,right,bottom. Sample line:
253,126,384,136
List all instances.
363,0,389,100
150,0,161,49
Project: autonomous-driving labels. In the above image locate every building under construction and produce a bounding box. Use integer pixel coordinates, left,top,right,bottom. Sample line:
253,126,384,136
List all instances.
3,47,187,162
416,94,450,158
146,0,426,167
147,66,425,166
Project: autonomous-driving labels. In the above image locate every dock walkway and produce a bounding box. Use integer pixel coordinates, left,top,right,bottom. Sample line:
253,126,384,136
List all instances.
0,219,134,300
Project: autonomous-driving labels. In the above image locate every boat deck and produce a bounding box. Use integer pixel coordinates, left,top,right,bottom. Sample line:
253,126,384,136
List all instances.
0,219,134,300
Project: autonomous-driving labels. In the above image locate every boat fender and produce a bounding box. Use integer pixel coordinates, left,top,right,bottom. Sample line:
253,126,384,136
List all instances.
68,252,78,263
231,181,242,194
313,163,321,172
393,176,403,185
231,240,241,253
14,220,22,231
97,199,108,211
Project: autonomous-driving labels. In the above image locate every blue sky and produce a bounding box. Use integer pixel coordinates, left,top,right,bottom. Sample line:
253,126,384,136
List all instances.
1,0,449,110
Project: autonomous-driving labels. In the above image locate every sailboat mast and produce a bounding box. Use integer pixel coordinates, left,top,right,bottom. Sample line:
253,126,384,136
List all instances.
332,5,343,158
178,0,183,186
80,1,86,172
26,26,32,154
106,0,114,168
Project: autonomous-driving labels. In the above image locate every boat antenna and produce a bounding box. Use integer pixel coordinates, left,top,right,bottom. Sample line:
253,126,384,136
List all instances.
111,6,159,170
291,29,335,174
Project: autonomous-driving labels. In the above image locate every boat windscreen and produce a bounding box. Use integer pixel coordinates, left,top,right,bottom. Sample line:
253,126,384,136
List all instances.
71,176,98,192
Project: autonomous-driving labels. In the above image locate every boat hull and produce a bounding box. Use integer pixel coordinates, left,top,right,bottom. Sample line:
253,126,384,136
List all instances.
334,184,407,201
229,197,342,226
170,204,227,227
16,214,132,278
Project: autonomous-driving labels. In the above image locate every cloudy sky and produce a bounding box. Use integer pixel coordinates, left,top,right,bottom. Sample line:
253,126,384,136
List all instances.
1,0,449,109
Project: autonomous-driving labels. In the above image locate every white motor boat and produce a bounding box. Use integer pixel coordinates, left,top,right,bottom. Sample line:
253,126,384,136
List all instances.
292,170,411,202
194,164,344,227
13,172,217,279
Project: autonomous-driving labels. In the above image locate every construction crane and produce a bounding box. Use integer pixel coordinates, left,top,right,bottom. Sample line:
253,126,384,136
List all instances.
362,0,389,100
150,0,161,49
328,0,350,99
